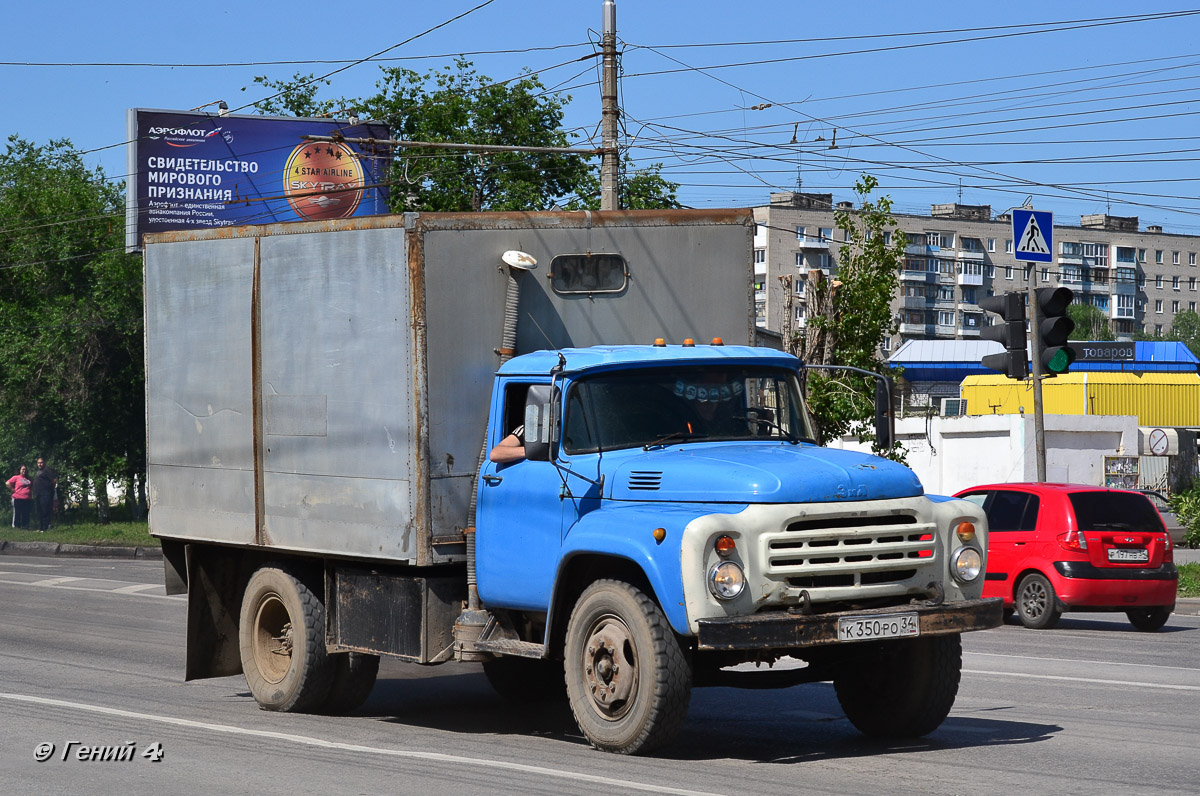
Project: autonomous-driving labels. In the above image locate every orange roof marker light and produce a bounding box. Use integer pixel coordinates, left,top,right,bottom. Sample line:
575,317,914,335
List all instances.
683,338,695,347
711,337,724,346
653,338,666,347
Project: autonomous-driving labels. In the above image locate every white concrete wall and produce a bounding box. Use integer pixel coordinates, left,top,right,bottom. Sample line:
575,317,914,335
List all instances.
831,414,1139,496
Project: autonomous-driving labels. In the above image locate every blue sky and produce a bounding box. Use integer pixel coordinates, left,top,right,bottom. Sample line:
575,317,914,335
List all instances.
6,1,1200,233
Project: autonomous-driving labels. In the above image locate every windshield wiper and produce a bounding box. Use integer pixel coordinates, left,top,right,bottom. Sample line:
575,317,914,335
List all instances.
732,414,802,444
643,431,703,450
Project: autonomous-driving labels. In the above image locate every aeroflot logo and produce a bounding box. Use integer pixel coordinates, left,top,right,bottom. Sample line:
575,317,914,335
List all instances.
146,126,232,148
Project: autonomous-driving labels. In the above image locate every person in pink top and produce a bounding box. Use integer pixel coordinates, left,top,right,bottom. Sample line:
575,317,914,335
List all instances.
7,465,32,529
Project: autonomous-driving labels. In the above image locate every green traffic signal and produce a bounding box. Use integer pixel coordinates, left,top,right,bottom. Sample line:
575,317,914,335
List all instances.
1044,346,1076,374
1036,286,1076,377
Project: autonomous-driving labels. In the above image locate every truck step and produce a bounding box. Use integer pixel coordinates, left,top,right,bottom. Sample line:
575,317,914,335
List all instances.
473,639,546,659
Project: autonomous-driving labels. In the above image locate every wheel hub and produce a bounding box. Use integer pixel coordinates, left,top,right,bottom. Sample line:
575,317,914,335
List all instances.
581,618,636,719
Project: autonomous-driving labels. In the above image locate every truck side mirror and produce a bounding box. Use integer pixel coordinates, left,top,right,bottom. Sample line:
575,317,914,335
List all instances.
523,384,555,461
874,377,894,449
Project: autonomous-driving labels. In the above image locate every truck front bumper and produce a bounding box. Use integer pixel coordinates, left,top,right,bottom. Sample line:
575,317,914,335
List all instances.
696,597,1003,651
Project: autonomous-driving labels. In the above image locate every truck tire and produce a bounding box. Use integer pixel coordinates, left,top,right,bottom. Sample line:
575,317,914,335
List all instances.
483,657,566,703
564,580,691,755
320,652,380,714
834,633,961,738
1016,573,1062,629
1125,606,1171,632
239,566,334,712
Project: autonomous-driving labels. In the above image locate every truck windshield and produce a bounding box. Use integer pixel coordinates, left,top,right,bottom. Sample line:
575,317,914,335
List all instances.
561,365,815,454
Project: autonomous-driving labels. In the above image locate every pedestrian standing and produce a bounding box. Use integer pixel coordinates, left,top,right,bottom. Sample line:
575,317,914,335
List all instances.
33,457,56,532
6,465,32,528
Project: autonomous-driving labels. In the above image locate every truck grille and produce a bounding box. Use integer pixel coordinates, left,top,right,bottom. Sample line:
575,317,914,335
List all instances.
763,513,937,589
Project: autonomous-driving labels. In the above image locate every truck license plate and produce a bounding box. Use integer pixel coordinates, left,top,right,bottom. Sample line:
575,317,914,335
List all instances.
837,613,920,642
1108,548,1149,563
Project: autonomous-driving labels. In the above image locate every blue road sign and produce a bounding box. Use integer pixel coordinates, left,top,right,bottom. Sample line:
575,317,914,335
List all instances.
1012,209,1054,263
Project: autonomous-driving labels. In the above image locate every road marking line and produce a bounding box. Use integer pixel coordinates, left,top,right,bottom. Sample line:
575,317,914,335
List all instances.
965,669,1200,691
0,578,183,601
30,577,84,586
111,583,161,594
0,693,723,795
966,651,1200,673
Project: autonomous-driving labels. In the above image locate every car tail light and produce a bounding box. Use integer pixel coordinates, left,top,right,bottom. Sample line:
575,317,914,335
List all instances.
1163,537,1174,563
1056,529,1088,553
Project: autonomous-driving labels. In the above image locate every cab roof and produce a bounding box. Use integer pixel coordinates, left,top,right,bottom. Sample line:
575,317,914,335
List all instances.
498,344,799,376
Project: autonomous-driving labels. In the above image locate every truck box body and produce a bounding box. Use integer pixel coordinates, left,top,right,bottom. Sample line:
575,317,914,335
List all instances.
144,210,755,564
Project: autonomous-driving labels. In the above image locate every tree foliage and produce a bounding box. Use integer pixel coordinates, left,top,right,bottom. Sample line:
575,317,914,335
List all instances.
1169,309,1200,359
786,175,904,459
564,156,682,211
1068,303,1113,341
253,60,595,212
0,136,144,506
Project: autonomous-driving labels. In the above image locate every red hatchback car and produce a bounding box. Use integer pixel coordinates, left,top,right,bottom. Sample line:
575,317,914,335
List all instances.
953,483,1177,631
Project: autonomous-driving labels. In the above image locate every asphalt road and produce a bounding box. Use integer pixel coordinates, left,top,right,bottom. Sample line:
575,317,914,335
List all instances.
1,557,1197,796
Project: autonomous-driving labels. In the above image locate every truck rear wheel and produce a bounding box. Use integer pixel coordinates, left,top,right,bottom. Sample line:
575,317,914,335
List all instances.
239,565,333,712
834,633,961,738
564,580,691,755
320,652,380,714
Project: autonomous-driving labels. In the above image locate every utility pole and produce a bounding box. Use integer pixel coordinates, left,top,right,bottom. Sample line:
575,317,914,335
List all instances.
600,0,620,210
1026,264,1047,482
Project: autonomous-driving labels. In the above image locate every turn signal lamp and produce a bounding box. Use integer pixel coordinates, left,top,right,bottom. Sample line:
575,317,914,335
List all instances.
714,535,736,557
1056,529,1088,553
652,527,666,544
955,521,976,542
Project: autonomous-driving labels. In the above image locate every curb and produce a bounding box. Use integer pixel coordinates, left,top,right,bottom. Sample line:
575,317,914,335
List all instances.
1176,597,1200,616
0,540,163,560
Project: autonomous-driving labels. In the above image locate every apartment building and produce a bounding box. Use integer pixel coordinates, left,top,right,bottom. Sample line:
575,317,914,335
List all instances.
752,191,1200,354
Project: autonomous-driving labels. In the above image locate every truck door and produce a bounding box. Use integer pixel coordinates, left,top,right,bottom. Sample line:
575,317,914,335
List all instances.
475,381,564,611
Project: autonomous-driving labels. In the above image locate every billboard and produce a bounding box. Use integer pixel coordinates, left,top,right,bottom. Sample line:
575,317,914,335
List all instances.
126,108,392,250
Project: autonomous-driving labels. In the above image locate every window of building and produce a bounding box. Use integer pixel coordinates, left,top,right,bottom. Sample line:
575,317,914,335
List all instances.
1173,300,1180,313
938,310,955,326
1156,250,1164,264
1115,267,1136,286
1116,247,1136,263
795,227,805,240
1138,248,1147,263
937,285,955,301
987,238,996,252
754,249,766,264
1139,274,1147,287
795,252,804,267
1173,251,1181,264
1155,299,1163,313
962,287,977,304
1092,295,1109,311
1191,302,1197,312
961,237,983,253
1062,241,1082,257
1041,268,1050,282
1155,324,1163,334
1061,265,1082,284
1005,265,1013,280
1156,275,1164,289
904,284,924,298
819,227,833,241
927,231,953,248
937,258,954,275
882,232,891,245
904,310,926,325
1083,243,1108,267
1173,276,1181,290
1005,239,1013,254
1117,294,1134,316
1190,277,1197,291
904,256,924,272
1191,252,1197,266
906,232,924,246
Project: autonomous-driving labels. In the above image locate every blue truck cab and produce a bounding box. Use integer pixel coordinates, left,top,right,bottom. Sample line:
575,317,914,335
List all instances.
469,343,1001,753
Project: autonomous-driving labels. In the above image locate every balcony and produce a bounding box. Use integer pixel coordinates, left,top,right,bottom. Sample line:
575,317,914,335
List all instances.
796,237,829,250
901,296,931,308
957,269,984,287
957,325,981,338
898,322,933,336
900,270,936,283
957,249,985,261
1111,303,1135,320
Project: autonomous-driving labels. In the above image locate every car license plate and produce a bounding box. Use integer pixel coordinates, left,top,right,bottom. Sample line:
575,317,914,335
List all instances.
1108,548,1149,563
837,613,920,642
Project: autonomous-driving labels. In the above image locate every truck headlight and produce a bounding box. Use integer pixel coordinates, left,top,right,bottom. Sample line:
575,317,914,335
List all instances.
708,561,746,600
952,547,982,582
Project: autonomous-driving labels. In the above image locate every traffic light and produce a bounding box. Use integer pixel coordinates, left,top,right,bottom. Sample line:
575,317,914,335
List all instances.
1037,286,1076,375
979,291,1028,379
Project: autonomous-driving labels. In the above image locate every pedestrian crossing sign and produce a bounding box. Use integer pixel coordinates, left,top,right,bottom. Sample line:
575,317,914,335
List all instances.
1012,209,1053,263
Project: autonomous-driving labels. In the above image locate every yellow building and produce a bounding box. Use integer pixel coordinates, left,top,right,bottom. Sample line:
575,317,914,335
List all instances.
961,371,1200,427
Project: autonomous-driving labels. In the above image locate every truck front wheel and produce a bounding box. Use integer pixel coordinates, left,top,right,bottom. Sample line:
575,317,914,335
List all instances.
238,566,334,712
564,580,691,755
834,633,962,738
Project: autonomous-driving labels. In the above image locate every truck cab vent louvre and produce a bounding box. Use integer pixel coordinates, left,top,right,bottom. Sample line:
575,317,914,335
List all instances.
627,471,663,491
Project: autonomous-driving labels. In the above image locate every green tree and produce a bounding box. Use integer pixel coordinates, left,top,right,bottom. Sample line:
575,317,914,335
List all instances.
788,175,904,459
0,136,144,515
253,60,590,212
564,157,682,210
1169,309,1200,359
1068,303,1113,341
